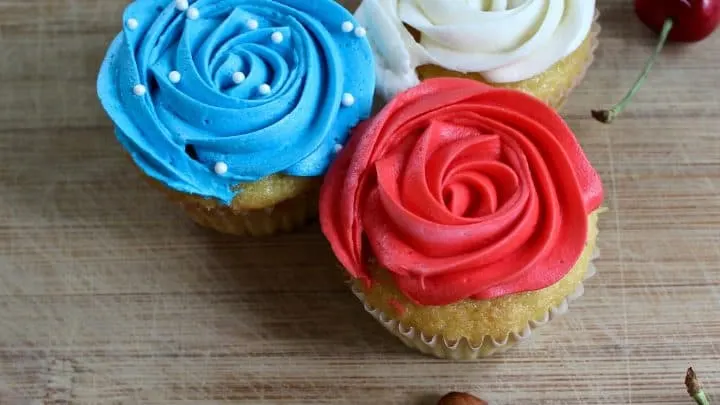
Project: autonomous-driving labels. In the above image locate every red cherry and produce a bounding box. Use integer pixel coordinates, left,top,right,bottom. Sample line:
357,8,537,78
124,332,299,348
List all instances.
592,0,720,123
636,0,720,42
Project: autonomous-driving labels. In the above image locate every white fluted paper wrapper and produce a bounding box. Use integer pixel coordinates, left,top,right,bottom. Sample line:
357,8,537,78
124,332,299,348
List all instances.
351,248,600,360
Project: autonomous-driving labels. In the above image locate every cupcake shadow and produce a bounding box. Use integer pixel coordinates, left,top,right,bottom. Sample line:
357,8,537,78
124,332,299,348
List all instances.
198,225,416,357
0,23,183,239
1,125,184,236
5,122,412,356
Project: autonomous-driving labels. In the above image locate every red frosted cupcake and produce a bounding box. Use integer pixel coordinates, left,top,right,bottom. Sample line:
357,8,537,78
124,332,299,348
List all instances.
320,78,604,359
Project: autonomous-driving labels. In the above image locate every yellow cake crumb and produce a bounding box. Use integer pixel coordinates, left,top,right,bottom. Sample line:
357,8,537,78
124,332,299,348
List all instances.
142,170,320,235
355,211,601,346
416,30,597,109
226,174,319,210
152,173,319,211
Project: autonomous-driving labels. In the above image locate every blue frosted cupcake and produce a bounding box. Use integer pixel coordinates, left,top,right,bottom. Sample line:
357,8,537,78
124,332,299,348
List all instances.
97,0,375,235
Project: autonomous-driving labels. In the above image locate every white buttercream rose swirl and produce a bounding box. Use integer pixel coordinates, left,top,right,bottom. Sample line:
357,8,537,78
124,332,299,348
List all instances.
355,0,596,100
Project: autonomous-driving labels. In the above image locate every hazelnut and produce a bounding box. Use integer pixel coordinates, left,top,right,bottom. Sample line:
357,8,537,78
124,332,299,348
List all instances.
437,392,488,405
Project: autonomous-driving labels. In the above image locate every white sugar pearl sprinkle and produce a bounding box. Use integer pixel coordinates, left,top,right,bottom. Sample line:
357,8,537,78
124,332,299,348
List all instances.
258,84,271,95
334,144,343,153
126,18,139,30
168,71,181,83
214,162,228,175
341,92,355,107
354,26,367,37
271,31,284,44
174,0,189,11
246,19,259,30
186,7,200,20
133,84,147,96
341,21,354,33
232,71,246,84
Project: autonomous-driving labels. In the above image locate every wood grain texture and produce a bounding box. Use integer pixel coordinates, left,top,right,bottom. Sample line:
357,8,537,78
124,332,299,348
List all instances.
1,0,719,404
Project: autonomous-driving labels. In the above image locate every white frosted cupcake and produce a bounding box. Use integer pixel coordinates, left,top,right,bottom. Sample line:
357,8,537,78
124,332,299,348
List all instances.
355,0,599,108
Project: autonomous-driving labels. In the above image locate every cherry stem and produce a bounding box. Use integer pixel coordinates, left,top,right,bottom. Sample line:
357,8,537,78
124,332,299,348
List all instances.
693,392,712,405
686,368,712,405
592,18,674,123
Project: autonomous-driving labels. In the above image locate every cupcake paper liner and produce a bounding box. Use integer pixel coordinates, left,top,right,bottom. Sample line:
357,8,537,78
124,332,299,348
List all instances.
351,248,600,360
177,189,318,236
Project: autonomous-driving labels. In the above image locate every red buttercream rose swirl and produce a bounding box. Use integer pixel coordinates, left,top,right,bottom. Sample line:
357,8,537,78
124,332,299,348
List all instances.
320,78,603,306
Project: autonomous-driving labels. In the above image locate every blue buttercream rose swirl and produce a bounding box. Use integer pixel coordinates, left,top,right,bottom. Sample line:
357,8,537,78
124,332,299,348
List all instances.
97,0,375,204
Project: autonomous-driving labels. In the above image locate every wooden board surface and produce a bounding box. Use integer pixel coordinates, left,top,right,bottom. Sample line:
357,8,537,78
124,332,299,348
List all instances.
2,1,720,404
